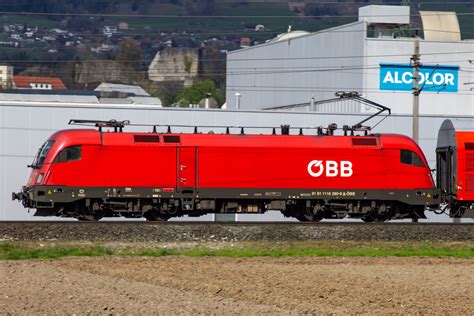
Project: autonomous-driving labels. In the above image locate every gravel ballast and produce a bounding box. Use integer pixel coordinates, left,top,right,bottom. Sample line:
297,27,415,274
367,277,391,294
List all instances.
0,222,472,241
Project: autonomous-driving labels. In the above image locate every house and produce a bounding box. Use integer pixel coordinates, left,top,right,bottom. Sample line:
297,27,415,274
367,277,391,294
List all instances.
117,21,129,30
13,76,66,90
50,28,67,34
240,37,251,48
94,82,150,97
0,65,14,89
103,26,118,37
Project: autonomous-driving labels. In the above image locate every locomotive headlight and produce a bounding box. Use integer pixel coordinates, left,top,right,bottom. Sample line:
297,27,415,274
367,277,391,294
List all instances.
36,173,44,184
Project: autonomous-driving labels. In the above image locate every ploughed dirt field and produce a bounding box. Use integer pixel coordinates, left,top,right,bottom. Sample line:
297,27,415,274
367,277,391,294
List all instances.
1,256,473,314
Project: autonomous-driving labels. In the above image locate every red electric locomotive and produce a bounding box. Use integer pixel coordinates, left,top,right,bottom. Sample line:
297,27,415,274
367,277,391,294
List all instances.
436,119,474,218
13,119,439,221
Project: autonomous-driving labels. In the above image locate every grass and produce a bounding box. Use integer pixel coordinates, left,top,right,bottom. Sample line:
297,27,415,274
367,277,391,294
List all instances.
0,243,113,260
0,15,58,29
0,241,473,260
2,1,473,39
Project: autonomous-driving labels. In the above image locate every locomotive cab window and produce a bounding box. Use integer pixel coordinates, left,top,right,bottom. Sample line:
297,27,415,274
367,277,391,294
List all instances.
54,146,81,163
31,140,55,168
400,150,425,167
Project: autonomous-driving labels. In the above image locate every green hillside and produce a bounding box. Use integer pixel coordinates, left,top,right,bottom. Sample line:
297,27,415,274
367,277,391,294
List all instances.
0,1,472,39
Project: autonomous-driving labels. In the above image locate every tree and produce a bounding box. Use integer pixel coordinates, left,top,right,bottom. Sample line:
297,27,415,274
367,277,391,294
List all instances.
184,0,215,15
199,44,226,89
117,37,142,71
175,79,218,106
145,81,183,107
132,1,139,12
78,44,93,61
183,55,194,74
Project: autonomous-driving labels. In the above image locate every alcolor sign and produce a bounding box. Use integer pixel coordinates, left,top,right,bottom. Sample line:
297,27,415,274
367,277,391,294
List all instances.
380,63,459,93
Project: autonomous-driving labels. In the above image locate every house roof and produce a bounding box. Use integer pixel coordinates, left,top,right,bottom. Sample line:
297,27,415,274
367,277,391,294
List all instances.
13,76,67,89
94,82,150,97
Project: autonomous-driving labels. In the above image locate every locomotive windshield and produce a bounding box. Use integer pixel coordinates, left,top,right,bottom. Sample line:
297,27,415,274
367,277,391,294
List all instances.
30,140,54,169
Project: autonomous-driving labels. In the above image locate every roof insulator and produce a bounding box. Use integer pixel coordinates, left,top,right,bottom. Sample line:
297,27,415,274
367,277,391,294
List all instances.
194,126,198,134
226,127,230,134
299,128,303,135
240,127,245,135
153,125,157,133
167,126,171,133
272,127,276,135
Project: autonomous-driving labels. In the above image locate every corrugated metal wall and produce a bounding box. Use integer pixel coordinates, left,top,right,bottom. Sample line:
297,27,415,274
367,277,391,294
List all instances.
226,22,366,110
226,21,474,115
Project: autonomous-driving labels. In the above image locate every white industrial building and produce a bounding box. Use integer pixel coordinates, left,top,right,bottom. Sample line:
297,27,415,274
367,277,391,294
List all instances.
1,93,473,223
226,5,474,115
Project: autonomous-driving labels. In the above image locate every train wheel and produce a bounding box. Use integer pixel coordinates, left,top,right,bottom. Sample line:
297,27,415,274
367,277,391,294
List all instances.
361,215,375,222
144,209,171,221
361,214,390,222
74,201,104,221
295,212,323,222
76,211,103,221
77,214,101,221
295,215,309,222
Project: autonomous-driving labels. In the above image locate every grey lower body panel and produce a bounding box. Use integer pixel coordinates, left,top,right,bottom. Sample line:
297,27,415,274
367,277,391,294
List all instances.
17,185,441,207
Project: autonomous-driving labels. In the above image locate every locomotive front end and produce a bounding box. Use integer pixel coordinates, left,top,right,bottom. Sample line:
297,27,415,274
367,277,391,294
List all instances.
12,138,57,214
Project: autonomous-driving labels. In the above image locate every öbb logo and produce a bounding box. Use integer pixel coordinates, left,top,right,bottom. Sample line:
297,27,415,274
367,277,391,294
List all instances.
307,160,353,177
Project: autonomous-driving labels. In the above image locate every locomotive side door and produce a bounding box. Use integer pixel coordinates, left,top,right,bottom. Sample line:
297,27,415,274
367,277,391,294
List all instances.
177,147,198,191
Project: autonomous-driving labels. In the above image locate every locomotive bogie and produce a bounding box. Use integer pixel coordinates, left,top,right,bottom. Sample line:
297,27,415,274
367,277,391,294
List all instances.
18,184,437,221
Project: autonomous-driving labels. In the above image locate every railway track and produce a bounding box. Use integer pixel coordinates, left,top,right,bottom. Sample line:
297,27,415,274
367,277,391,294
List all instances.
0,221,472,242
1,221,472,225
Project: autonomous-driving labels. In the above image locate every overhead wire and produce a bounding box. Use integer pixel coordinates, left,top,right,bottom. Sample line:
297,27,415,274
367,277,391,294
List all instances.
0,10,473,18
1,50,473,64
6,56,473,72
5,62,473,78
225,87,474,95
